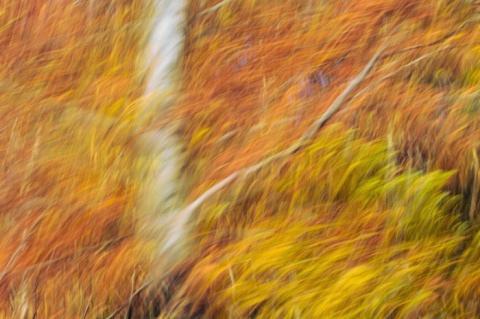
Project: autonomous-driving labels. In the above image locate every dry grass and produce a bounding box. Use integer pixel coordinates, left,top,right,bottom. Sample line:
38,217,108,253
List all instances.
0,0,148,317
1,0,480,318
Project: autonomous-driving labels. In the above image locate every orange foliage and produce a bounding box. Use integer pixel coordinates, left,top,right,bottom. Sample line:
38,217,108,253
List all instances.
1,0,480,317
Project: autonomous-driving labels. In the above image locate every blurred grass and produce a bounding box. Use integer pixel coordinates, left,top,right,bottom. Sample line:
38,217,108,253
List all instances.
0,0,149,317
1,0,480,318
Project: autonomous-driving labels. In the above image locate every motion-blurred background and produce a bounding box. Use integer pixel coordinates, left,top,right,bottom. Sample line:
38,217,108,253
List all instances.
0,1,480,318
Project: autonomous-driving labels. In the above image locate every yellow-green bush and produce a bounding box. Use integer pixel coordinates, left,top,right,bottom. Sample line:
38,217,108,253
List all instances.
175,126,467,318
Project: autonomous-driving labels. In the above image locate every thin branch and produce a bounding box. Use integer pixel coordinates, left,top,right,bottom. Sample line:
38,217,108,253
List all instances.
82,295,93,319
344,45,452,113
197,0,234,16
289,46,386,152
177,44,387,219
382,17,475,58
341,42,480,115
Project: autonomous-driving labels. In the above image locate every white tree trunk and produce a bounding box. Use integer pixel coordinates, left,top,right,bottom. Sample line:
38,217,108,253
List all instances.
135,0,189,280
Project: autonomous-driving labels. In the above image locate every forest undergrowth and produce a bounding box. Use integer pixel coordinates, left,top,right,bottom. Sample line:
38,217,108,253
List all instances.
0,0,480,318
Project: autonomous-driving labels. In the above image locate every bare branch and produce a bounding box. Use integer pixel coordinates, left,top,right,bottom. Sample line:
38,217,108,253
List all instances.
197,0,234,16
81,295,93,319
344,45,452,113
177,44,387,219
383,17,475,58
289,46,386,152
